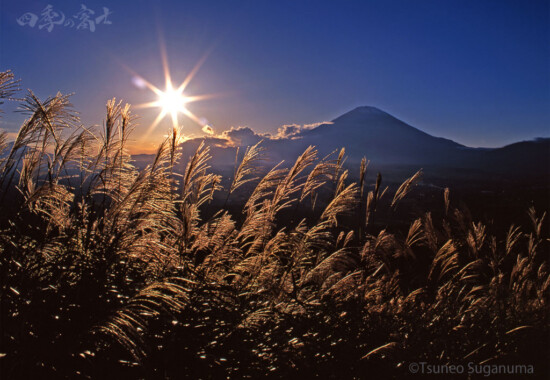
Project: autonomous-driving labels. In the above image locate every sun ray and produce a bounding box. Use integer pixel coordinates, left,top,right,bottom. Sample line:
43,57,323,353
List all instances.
183,92,230,104
176,49,211,93
123,38,225,142
118,62,164,96
170,111,179,130
143,109,168,139
139,76,163,96
157,30,173,90
181,107,203,125
134,101,162,109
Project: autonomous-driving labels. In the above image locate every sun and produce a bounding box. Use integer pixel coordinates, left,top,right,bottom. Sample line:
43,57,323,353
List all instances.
126,45,218,139
133,73,211,137
158,86,188,115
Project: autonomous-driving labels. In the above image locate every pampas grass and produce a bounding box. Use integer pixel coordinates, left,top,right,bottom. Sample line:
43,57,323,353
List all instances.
0,72,548,378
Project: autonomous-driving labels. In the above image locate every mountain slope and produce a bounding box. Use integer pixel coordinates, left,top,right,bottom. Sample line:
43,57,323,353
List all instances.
293,106,467,165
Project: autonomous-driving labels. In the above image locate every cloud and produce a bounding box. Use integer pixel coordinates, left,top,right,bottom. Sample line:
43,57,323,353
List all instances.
195,120,331,148
221,126,262,147
303,121,332,130
275,121,332,139
276,124,301,139
202,124,214,135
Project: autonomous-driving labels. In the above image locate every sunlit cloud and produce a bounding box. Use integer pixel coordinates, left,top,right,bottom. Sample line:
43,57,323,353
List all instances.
185,121,333,149
303,121,333,130
275,121,333,139
276,124,301,139
149,119,332,153
202,124,214,135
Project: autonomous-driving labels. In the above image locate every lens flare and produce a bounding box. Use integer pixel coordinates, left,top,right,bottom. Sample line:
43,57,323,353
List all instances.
125,43,221,140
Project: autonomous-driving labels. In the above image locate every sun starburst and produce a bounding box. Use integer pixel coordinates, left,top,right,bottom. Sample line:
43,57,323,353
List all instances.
126,44,218,140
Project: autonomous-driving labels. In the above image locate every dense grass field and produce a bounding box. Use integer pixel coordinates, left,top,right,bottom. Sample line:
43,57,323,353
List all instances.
0,71,548,378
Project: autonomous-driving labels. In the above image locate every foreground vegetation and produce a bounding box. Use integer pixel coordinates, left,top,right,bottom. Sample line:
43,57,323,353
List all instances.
0,71,548,378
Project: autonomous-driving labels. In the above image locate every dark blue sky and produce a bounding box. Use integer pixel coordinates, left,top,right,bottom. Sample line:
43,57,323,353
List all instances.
1,0,548,152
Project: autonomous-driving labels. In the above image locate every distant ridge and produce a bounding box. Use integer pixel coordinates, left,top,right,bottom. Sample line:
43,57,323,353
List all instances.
130,106,549,182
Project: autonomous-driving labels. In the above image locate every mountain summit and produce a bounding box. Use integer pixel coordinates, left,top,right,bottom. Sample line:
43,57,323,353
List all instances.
332,105,399,122
297,106,464,165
